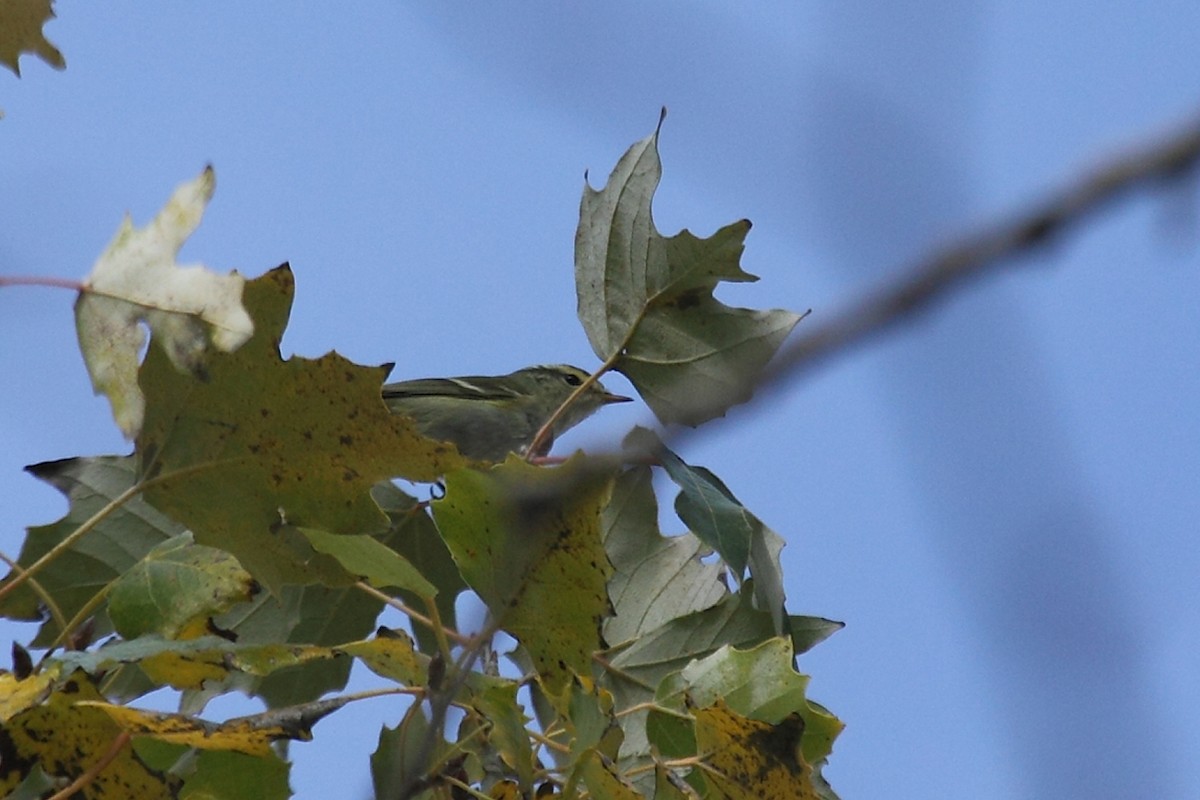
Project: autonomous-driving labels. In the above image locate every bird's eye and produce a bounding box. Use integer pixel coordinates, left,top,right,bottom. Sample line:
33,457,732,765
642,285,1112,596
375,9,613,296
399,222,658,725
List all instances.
562,373,583,386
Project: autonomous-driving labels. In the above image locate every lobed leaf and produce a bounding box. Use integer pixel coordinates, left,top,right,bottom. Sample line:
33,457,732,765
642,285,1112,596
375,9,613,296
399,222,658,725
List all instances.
136,265,468,592
575,113,803,425
76,168,254,438
0,0,64,77
0,455,183,646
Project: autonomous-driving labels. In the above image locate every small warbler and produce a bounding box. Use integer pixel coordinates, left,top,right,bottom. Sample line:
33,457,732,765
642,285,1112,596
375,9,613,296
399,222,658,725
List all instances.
382,364,631,462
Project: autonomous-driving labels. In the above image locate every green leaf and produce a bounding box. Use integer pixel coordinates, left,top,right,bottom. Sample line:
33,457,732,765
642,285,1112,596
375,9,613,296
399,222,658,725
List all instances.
470,676,536,791
0,455,183,646
108,533,256,639
434,455,617,694
575,114,803,425
372,481,466,655
371,708,444,800
661,638,843,767
300,527,436,598
136,265,469,592
628,427,789,633
605,584,837,706
602,466,727,646
133,741,291,800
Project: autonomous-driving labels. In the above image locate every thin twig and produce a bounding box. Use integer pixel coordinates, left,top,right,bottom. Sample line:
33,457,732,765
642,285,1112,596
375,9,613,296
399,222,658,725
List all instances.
0,550,68,639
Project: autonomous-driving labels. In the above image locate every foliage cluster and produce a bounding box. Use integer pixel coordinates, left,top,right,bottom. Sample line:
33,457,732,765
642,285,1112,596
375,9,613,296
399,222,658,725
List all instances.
0,118,842,798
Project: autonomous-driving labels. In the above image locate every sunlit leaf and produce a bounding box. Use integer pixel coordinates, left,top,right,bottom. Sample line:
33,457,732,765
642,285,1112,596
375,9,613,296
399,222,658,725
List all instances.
76,168,254,438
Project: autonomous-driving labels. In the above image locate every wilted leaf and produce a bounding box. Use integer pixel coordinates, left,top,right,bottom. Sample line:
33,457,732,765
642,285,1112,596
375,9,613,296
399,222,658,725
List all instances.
137,265,468,592
575,113,802,425
0,0,64,76
83,702,295,757
693,700,816,800
108,533,256,639
0,456,183,646
56,635,337,692
76,167,255,438
434,455,617,694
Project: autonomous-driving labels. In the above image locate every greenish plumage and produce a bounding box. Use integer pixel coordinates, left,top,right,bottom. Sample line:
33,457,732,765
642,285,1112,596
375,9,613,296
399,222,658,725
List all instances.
382,364,631,462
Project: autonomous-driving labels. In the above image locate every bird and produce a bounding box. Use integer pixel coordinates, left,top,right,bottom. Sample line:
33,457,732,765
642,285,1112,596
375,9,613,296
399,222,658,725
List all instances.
382,364,631,462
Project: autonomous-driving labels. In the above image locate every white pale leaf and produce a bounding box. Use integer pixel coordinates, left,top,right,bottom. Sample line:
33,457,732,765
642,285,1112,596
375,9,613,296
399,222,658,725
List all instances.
75,166,254,438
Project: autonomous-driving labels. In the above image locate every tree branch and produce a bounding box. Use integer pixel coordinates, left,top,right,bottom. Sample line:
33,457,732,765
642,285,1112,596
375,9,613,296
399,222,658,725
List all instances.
763,112,1200,393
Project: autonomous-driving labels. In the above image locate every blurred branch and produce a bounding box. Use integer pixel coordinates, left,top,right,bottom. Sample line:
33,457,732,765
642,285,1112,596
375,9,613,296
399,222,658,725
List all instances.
763,112,1200,393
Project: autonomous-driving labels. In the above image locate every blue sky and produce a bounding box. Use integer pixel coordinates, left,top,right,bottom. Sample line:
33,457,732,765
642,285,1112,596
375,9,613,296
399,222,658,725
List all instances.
2,4,1199,798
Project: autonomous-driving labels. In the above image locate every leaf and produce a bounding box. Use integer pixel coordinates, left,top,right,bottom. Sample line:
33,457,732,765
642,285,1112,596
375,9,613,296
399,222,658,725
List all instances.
0,671,178,798
0,456,184,646
136,265,469,592
133,742,291,800
56,635,337,691
692,700,816,800
108,533,257,639
628,427,788,633
240,583,384,708
372,481,466,654
82,702,297,757
575,113,803,425
434,455,617,694
76,167,255,438
578,750,641,799
662,639,843,768
605,586,838,706
300,527,435,598
371,707,452,800
470,676,536,791
338,629,427,686
0,0,65,77
602,466,727,647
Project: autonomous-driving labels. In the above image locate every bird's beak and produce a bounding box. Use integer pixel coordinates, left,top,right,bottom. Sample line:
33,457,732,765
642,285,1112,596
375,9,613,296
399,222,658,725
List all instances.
602,391,634,404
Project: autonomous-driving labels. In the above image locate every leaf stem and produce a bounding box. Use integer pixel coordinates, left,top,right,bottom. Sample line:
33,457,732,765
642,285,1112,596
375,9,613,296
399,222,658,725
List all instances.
0,275,85,291
0,481,145,605
353,581,469,646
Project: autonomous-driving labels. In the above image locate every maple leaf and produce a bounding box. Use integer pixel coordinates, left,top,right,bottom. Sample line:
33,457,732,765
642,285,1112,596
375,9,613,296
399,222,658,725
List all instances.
575,111,803,425
75,166,254,438
137,265,468,592
0,0,65,77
